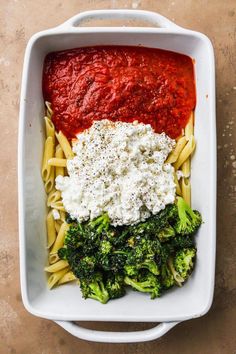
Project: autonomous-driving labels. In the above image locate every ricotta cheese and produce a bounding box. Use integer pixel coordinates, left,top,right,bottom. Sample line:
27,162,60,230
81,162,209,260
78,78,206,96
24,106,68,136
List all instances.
56,120,176,226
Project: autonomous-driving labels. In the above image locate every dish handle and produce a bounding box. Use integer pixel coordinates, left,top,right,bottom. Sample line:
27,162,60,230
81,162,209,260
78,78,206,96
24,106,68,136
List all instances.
54,320,179,343
57,9,183,30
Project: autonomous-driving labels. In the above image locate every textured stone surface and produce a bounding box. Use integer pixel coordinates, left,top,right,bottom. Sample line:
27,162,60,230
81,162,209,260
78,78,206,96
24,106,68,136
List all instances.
0,0,236,353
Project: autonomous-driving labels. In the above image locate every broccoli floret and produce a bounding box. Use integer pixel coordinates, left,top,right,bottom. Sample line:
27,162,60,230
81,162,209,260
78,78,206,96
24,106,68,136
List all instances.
99,251,127,273
174,248,196,280
174,197,202,235
161,264,174,289
88,213,110,234
69,255,97,281
141,257,160,275
106,274,126,299
157,224,176,242
64,224,83,249
80,272,109,304
100,240,112,255
124,271,162,299
170,235,195,249
124,264,139,277
58,247,68,260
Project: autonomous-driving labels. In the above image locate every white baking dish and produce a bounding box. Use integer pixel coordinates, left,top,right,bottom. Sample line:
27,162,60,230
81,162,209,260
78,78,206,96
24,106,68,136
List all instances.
18,9,216,343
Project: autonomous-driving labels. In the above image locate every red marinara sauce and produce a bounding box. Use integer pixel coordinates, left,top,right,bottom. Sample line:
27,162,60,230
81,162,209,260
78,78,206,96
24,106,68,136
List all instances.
43,46,196,139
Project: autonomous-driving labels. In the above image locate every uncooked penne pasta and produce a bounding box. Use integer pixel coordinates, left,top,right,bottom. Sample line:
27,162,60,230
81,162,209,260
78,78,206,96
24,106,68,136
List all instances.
181,177,191,206
44,116,55,141
54,221,61,233
44,166,54,194
181,158,190,178
45,101,53,118
46,210,56,249
50,222,69,254
166,136,187,164
50,200,65,211
42,136,54,182
174,172,182,196
185,111,194,140
174,135,196,170
44,259,69,273
58,271,77,285
47,267,69,289
55,145,65,177
49,253,60,264
60,211,66,222
47,189,61,207
55,131,74,159
48,158,67,167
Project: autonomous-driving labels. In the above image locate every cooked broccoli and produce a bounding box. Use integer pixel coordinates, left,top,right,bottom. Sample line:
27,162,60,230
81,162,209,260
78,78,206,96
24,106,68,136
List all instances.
174,248,196,280
88,213,110,234
174,197,202,235
106,274,126,299
69,255,97,281
80,272,109,304
161,263,174,289
170,234,195,249
124,271,162,299
58,203,201,303
157,224,176,242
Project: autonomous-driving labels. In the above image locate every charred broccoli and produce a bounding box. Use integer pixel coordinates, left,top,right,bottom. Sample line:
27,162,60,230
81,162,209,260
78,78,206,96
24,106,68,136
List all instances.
174,248,196,280
57,199,202,304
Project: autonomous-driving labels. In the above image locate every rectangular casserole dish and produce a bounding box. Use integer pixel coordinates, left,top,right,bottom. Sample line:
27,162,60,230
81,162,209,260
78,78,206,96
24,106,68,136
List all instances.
18,9,216,343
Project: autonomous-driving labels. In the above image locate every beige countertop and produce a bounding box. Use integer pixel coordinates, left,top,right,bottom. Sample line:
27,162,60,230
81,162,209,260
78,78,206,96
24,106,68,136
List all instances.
0,0,236,353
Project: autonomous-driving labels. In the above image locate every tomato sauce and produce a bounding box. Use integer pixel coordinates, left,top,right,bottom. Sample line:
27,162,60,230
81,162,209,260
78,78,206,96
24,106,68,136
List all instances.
43,46,196,139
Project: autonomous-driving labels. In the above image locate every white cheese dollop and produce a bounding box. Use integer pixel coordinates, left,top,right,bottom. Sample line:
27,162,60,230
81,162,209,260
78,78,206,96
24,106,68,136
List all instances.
56,120,176,226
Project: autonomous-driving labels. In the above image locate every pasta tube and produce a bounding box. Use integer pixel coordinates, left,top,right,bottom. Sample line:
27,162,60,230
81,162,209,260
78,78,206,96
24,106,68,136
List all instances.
44,259,69,273
174,135,196,170
55,131,74,159
55,145,65,177
42,136,54,182
46,210,56,249
50,222,69,254
47,267,69,289
181,177,191,206
166,136,187,164
58,271,76,285
48,158,67,167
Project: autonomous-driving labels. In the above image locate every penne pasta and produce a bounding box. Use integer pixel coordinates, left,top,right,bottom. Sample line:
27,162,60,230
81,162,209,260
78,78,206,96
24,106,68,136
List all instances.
44,116,55,141
166,136,187,164
174,172,182,196
181,158,190,178
44,166,54,194
44,259,69,273
174,135,196,170
47,189,61,207
58,271,77,285
60,211,66,222
54,221,61,233
181,177,191,206
55,131,74,159
185,111,194,140
46,210,56,249
47,267,69,289
49,253,60,264
42,136,54,182
55,145,65,177
50,200,65,211
48,158,67,167
50,222,69,254
45,101,53,118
